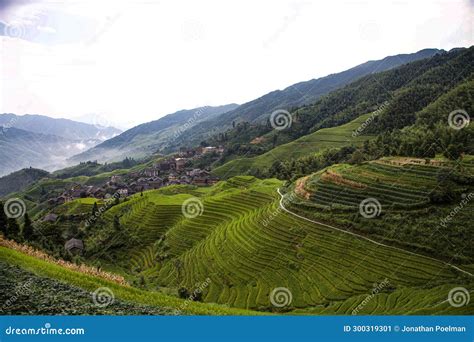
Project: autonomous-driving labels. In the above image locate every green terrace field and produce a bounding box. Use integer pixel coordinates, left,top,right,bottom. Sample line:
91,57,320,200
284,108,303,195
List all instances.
19,175,470,314
213,113,376,178
286,157,474,263
0,246,255,315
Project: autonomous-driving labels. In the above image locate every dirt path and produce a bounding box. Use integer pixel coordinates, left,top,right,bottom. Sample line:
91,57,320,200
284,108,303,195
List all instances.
277,188,473,277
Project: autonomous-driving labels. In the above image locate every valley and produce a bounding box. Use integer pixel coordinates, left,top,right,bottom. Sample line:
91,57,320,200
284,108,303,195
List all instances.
1,46,473,316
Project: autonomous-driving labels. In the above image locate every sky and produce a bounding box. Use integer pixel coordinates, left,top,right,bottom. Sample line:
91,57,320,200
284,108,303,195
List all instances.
0,0,472,129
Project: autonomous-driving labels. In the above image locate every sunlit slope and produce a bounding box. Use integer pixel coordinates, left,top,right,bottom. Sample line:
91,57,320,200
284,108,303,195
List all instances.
73,176,473,313
284,157,474,263
213,113,375,178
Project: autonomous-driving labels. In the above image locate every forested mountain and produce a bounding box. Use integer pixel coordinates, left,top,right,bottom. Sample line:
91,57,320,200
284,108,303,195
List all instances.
70,104,239,163
1,47,473,317
167,48,443,150
210,47,473,176
70,49,442,163
0,168,50,197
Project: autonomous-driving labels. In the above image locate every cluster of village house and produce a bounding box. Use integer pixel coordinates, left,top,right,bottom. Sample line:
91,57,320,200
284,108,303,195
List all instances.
40,147,225,252
47,146,224,207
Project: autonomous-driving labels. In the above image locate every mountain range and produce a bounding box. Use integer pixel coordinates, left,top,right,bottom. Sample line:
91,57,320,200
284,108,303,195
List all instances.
69,48,443,164
0,114,121,176
69,104,239,163
0,48,453,176
1,46,473,316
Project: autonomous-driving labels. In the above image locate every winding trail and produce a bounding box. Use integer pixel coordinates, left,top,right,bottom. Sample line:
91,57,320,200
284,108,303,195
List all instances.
277,188,473,277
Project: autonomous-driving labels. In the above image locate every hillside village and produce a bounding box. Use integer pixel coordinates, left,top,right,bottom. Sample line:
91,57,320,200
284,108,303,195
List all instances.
47,146,223,206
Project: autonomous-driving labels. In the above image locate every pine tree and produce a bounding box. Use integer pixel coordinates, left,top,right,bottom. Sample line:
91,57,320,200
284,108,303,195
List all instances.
0,201,7,236
113,215,121,231
22,213,34,241
92,202,99,216
7,218,20,240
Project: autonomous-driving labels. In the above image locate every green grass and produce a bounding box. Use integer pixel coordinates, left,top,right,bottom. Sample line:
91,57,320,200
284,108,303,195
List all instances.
213,113,375,178
286,158,474,262
0,246,257,315
67,176,473,314
5,174,473,315
0,261,172,315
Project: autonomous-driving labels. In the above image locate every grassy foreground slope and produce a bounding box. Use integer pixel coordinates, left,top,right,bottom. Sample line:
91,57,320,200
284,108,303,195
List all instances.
213,113,375,178
52,176,474,314
0,245,256,315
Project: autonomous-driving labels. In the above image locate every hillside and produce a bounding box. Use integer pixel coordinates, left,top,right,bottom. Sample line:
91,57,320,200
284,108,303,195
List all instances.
211,47,473,177
1,45,473,316
0,168,49,197
0,240,254,315
171,49,443,150
285,157,474,262
0,127,105,176
0,114,123,176
70,104,239,163
69,49,442,164
9,176,469,314
213,113,376,178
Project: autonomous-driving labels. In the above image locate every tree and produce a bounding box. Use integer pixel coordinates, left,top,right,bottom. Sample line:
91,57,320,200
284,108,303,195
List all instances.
444,144,463,161
0,201,7,236
113,215,121,231
272,134,278,148
7,218,20,240
92,202,99,216
178,287,190,299
349,150,365,165
22,213,34,241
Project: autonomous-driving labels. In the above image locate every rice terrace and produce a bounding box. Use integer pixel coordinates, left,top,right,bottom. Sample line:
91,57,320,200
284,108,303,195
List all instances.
0,3,473,324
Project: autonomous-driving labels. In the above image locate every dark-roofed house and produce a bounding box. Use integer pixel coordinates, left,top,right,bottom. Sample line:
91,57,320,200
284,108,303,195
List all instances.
65,238,84,255
42,213,58,222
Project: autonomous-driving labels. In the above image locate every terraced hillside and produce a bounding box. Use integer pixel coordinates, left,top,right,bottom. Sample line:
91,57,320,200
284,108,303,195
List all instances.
286,157,474,263
40,175,473,314
298,159,445,210
0,243,254,315
213,113,375,178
